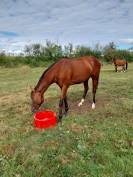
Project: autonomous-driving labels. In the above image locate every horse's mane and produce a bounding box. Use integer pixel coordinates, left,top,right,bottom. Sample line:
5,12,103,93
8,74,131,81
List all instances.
35,62,57,90
35,57,70,90
113,57,116,60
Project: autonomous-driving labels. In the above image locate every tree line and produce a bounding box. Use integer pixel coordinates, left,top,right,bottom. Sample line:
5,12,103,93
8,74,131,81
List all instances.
0,41,133,67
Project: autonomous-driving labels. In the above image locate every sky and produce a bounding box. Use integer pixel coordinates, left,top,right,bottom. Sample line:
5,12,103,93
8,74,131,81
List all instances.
0,0,133,53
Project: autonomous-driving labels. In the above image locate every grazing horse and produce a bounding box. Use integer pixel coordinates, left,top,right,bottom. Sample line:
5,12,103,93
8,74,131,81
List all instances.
31,56,101,122
112,58,128,72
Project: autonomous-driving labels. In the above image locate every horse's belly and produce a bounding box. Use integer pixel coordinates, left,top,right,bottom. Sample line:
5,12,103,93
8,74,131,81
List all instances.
56,62,92,86
70,75,90,85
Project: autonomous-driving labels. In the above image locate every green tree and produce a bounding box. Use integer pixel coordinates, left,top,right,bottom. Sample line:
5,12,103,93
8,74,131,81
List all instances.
74,45,101,58
32,43,42,57
95,42,103,51
43,40,63,61
64,43,73,57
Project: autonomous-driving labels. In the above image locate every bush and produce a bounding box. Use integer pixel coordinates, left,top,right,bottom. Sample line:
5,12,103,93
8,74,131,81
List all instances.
74,45,101,59
0,55,22,67
0,41,132,67
103,50,133,63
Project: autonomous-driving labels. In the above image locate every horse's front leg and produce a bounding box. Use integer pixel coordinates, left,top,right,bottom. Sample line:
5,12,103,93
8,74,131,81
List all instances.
58,85,68,122
64,96,69,116
78,80,88,107
115,65,117,72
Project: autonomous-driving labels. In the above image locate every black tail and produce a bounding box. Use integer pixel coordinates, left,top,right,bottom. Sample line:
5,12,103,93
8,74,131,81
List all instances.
126,61,128,70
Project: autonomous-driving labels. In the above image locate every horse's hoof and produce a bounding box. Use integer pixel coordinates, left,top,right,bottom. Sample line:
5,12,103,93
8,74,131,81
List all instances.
57,115,62,123
64,111,68,117
57,118,62,123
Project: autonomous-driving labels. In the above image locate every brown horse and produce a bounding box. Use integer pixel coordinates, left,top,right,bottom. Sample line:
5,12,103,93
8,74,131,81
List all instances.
112,58,128,72
31,56,101,122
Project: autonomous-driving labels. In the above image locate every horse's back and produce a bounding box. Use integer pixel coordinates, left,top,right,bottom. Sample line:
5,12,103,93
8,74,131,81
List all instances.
59,55,100,66
79,56,101,73
54,56,101,85
56,56,101,74
115,58,127,65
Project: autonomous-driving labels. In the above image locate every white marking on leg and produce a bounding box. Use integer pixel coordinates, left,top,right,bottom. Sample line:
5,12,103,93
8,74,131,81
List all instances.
92,103,95,109
78,99,84,107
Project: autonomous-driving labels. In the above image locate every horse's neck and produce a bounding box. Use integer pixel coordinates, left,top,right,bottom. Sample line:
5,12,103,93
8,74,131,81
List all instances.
35,72,54,95
113,58,116,64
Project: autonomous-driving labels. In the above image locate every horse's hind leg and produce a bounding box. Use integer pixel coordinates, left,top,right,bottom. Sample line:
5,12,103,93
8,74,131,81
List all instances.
123,66,126,72
78,80,88,107
92,76,99,109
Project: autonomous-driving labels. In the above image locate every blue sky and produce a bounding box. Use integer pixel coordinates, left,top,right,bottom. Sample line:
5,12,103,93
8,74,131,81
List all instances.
0,0,133,53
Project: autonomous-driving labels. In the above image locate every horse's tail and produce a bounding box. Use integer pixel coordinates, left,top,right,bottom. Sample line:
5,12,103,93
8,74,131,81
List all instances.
126,61,128,70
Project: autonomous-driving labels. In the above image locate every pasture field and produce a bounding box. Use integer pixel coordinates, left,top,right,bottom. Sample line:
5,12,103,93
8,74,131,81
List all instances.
0,63,133,177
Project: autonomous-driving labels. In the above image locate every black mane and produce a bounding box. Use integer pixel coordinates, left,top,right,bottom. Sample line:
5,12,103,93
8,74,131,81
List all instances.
35,62,57,90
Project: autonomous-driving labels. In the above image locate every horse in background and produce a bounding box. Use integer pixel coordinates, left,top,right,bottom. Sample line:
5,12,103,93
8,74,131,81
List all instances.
112,58,128,72
31,56,101,122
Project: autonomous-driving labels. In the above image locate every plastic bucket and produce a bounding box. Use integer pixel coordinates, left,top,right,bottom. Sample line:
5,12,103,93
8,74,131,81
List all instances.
34,111,56,129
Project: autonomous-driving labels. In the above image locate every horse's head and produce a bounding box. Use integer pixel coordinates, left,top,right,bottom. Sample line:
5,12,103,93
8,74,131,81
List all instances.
30,89,44,113
112,57,116,63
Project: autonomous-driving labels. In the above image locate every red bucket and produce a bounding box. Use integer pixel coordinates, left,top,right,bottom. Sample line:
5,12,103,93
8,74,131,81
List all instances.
34,111,56,129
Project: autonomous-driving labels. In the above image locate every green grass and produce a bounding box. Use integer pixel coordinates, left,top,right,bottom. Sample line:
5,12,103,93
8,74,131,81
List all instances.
0,64,133,177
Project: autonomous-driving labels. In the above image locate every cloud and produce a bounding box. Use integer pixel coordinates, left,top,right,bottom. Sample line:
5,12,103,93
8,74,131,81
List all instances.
119,38,133,44
0,0,133,52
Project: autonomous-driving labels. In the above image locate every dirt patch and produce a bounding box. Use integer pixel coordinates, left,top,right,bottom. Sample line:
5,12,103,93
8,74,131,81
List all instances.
68,95,110,114
45,94,111,114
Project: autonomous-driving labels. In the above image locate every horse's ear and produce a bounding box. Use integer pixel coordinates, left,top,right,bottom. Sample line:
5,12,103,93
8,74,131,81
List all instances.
30,86,35,91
